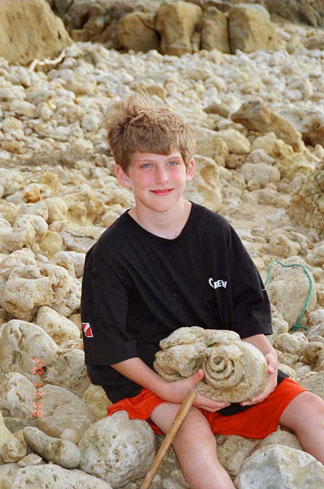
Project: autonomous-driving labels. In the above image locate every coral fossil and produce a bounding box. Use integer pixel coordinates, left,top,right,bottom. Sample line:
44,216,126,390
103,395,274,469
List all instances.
154,327,269,402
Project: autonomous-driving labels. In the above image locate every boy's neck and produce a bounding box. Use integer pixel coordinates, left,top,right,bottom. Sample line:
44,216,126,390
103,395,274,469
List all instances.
129,199,192,239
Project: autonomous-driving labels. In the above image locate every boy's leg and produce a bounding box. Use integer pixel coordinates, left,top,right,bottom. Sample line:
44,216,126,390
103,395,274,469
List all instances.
279,391,324,464
150,403,235,489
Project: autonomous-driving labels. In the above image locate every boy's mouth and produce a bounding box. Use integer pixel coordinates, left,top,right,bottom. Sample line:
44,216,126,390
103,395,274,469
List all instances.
150,189,173,196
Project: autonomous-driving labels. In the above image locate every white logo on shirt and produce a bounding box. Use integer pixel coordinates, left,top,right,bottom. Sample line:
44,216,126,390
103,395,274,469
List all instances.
209,278,227,289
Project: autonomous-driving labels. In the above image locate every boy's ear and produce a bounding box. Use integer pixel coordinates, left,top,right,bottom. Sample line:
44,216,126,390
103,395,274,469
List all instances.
185,158,195,182
115,165,131,188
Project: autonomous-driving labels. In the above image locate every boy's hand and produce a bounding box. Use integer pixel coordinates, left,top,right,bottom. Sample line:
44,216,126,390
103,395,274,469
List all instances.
164,369,231,412
240,352,278,406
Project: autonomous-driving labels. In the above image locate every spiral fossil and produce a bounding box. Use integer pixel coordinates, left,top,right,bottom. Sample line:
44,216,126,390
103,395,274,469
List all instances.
154,326,269,402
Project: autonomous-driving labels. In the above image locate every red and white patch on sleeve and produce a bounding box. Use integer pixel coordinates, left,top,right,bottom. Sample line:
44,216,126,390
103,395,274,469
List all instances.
82,322,93,338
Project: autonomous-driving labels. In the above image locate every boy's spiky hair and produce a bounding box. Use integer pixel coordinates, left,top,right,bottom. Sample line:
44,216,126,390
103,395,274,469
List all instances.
105,93,196,171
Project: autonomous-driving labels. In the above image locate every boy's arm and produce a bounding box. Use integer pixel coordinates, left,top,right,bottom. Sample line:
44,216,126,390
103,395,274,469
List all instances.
241,333,278,406
111,357,231,412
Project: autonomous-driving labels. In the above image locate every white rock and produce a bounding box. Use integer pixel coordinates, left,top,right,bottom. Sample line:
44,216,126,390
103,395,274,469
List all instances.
78,411,156,488
7,463,113,488
0,320,58,380
235,445,324,489
37,385,96,442
0,372,35,419
36,306,80,345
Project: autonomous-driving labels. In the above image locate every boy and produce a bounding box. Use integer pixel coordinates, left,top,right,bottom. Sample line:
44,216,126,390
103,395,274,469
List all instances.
81,94,324,489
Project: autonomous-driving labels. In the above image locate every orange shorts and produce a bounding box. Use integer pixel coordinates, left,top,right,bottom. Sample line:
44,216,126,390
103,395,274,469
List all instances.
107,378,307,439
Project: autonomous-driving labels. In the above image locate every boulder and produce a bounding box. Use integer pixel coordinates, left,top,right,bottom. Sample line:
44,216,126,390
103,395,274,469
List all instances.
156,1,203,56
78,411,156,488
231,100,304,152
43,349,90,397
299,371,324,400
288,169,324,233
37,385,96,442
82,384,112,420
0,320,59,381
0,0,72,65
23,426,81,469
228,4,279,53
274,332,308,357
216,434,258,477
216,129,251,154
0,411,27,463
2,463,113,488
235,445,324,489
0,372,35,420
195,127,229,163
241,162,280,189
185,156,222,212
201,7,230,53
36,306,80,345
266,258,317,328
251,133,314,180
267,233,301,259
118,12,160,53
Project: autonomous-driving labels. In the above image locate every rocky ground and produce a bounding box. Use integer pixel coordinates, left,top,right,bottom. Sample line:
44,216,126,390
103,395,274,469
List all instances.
0,1,324,488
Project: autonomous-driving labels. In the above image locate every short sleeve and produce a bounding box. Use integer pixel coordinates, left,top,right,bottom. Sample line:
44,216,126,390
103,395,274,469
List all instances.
81,245,138,366
227,225,272,338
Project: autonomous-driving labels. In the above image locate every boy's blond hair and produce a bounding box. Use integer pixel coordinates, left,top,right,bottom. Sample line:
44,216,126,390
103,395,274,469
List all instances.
105,94,196,171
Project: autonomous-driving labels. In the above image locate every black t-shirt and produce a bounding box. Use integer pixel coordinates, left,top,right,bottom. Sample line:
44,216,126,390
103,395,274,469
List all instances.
81,202,286,411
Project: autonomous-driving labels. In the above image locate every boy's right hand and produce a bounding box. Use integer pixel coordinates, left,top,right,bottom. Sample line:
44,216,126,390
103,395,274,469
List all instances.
162,369,231,412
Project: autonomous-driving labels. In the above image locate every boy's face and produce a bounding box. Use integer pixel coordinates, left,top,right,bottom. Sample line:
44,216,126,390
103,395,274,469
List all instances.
115,151,195,214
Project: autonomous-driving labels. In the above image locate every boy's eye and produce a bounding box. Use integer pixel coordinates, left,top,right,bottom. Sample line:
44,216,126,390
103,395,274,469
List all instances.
140,163,151,169
168,160,180,167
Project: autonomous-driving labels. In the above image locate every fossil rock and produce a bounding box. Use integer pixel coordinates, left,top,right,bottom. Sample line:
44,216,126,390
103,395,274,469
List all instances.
23,426,81,469
154,327,269,402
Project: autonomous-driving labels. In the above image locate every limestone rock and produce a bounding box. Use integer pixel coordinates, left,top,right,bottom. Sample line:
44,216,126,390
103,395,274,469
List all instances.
37,385,96,442
241,162,280,189
59,222,105,253
195,127,229,162
201,7,230,53
306,244,324,267
231,100,304,152
216,129,251,154
274,332,308,356
299,371,324,400
78,411,156,488
267,233,301,258
154,327,269,402
156,1,203,56
0,260,81,320
36,306,80,345
52,250,85,278
0,0,72,65
4,463,113,488
303,341,324,369
0,320,58,381
82,384,112,420
235,445,324,489
118,12,160,53
216,434,258,477
184,156,222,212
0,411,27,462
228,4,279,54
0,372,35,419
266,258,317,328
23,426,81,468
43,349,90,397
288,169,324,233
257,430,302,451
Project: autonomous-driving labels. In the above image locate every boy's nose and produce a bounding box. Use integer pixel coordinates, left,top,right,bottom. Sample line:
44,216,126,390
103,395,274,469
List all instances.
154,165,169,184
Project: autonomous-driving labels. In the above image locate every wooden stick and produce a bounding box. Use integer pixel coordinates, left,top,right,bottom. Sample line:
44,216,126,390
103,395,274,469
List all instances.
139,390,197,489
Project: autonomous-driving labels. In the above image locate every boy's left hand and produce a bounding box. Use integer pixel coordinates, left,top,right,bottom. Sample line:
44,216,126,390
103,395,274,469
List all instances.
240,352,278,406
